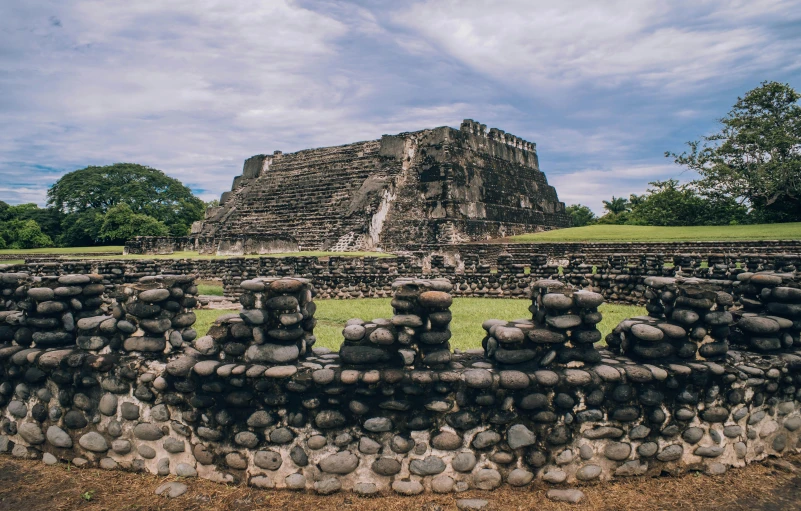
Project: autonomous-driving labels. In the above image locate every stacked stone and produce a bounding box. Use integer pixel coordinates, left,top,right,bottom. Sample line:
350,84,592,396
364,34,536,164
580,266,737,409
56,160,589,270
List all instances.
483,279,604,367
732,272,801,352
206,277,317,365
17,274,108,349
642,253,664,276
0,272,31,345
608,277,733,361
117,275,198,355
340,278,454,368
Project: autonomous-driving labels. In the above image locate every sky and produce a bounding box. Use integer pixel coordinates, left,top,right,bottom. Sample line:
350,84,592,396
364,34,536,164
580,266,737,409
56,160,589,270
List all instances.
1,0,800,215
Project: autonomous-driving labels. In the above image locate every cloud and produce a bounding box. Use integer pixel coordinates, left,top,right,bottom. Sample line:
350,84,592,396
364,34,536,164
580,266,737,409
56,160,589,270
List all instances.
549,163,699,214
0,0,799,219
392,0,801,94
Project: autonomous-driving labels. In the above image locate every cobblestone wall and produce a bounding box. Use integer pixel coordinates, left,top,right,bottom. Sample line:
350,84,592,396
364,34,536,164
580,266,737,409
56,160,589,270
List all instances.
1,273,801,495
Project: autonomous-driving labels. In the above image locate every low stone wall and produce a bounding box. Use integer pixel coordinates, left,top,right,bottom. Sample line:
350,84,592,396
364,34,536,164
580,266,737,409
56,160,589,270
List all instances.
1,271,801,495
3,252,800,308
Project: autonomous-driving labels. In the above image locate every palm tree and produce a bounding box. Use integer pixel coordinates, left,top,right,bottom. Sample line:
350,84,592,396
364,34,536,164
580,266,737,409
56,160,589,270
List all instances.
602,196,630,215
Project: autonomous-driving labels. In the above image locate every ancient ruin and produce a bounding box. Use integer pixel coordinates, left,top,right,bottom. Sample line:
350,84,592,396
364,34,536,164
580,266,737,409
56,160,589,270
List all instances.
190,120,568,254
1,259,800,496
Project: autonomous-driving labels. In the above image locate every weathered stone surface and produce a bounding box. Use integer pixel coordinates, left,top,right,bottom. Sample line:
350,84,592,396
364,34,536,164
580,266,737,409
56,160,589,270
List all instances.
319,451,359,474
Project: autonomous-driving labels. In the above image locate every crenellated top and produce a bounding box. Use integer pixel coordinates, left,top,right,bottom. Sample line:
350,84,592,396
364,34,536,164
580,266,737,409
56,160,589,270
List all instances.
459,119,537,153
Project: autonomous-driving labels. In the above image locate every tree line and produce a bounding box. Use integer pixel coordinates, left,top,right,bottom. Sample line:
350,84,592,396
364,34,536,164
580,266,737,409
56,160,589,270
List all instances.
567,81,801,227
0,163,206,249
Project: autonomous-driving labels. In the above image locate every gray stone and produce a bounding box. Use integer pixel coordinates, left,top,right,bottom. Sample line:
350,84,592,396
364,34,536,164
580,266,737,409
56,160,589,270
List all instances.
656,444,684,462
354,482,379,496
254,450,283,470
464,369,493,388
245,343,299,364
431,431,462,450
155,482,188,498
111,439,131,454
547,489,585,504
410,456,446,476
364,417,393,432
604,442,631,461
372,457,402,476
456,499,490,510
285,473,307,490
8,401,27,418
431,474,455,493
507,468,534,486
78,432,108,452
42,452,58,465
542,467,567,483
251,475,274,489
163,437,186,453
392,480,423,495
270,428,294,444
225,452,248,470
18,423,45,445
682,427,705,444
359,437,381,454
473,468,502,490
138,445,157,459
100,457,118,470
320,451,359,474
472,431,501,449
151,404,170,422
234,431,259,448
46,425,73,448
507,424,536,449
307,435,327,450
452,451,477,472
133,423,163,441
98,394,118,416
576,464,602,481
694,446,724,458
175,463,197,477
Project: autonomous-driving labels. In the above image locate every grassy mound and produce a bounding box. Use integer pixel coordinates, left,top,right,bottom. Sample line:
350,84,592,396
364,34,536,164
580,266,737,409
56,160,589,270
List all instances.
508,222,801,242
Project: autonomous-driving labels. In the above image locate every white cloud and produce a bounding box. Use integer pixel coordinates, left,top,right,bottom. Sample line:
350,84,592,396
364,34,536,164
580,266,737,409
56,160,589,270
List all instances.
550,163,699,214
392,0,801,93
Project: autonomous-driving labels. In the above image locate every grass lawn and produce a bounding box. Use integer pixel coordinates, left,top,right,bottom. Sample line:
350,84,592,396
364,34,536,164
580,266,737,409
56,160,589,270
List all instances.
196,280,224,296
508,222,801,242
0,246,124,255
194,299,644,351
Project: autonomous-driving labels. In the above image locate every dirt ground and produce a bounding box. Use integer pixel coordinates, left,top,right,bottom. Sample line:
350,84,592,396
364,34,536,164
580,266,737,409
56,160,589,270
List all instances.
0,455,799,511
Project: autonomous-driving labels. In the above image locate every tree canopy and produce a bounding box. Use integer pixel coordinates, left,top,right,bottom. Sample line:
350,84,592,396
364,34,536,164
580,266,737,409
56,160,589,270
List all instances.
47,163,205,234
668,81,801,222
566,204,596,227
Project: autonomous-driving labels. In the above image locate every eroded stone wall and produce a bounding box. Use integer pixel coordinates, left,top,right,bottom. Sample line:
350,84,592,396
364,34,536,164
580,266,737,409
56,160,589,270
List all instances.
187,120,568,254
1,272,801,496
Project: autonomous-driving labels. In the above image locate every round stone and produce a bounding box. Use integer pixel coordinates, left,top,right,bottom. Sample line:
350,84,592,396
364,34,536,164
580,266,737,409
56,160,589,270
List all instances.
285,473,307,490
254,450,283,470
78,432,108,452
46,426,72,448
392,480,424,495
575,464,602,481
320,451,359,474
410,456,446,476
604,442,631,461
473,469,502,490
452,452,477,472
372,457,402,476
507,468,534,486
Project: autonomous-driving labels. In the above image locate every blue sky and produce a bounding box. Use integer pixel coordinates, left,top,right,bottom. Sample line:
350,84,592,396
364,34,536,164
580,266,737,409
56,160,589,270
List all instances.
1,1,800,214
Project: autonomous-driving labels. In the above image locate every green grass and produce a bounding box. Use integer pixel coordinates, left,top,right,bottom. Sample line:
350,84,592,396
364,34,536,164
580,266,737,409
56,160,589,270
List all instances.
197,281,224,296
193,299,645,351
62,250,394,260
0,260,24,265
0,246,124,255
508,222,801,242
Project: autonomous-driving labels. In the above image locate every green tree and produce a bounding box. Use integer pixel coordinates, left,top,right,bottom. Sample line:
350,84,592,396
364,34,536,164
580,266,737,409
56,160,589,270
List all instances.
98,204,170,243
628,179,748,226
47,163,205,236
0,219,54,249
602,196,630,215
668,81,801,222
565,204,596,227
58,210,105,247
